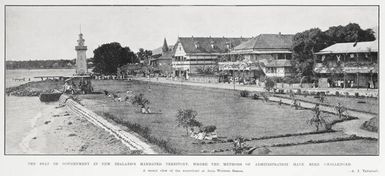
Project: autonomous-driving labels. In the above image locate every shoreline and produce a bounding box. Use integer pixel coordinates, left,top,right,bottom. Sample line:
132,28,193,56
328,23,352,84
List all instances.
6,95,132,155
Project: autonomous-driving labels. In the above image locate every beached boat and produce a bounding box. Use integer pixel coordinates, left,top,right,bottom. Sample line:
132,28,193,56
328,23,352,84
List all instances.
39,90,63,102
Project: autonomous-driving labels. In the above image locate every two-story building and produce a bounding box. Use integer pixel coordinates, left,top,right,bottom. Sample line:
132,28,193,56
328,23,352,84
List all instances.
314,41,378,88
218,33,294,83
172,36,249,78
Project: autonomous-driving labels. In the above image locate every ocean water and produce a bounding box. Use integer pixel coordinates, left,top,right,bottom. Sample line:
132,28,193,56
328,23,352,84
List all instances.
5,69,74,154
5,69,76,88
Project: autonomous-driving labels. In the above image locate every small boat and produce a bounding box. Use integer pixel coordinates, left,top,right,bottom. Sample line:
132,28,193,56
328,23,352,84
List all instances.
39,89,63,102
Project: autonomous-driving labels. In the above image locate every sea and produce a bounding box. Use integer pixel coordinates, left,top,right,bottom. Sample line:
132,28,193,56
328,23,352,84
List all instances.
5,69,76,154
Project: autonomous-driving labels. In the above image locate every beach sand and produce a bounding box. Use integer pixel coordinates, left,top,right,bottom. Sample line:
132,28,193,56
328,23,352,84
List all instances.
23,104,131,154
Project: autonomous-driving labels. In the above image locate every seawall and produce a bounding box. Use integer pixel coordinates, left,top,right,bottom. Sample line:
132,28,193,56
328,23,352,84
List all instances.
59,95,156,154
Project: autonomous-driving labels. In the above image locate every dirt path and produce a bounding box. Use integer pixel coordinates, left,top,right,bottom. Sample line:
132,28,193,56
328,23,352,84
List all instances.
267,96,377,139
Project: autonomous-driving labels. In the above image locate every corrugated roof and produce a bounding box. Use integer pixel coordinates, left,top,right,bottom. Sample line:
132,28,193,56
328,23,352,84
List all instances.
265,59,293,67
315,41,378,54
177,37,250,54
234,34,294,51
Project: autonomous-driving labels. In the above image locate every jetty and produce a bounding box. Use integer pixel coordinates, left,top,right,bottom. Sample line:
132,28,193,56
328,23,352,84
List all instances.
34,76,69,81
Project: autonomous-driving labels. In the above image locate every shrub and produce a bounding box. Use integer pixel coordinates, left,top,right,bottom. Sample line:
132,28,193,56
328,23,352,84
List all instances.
201,125,217,133
335,91,340,96
265,78,275,91
131,93,150,108
176,109,202,135
261,93,269,102
361,117,378,132
355,92,359,98
240,90,250,97
308,105,332,132
252,93,260,100
335,103,348,119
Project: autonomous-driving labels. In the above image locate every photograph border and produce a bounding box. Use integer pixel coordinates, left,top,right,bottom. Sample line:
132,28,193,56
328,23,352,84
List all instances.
3,4,380,156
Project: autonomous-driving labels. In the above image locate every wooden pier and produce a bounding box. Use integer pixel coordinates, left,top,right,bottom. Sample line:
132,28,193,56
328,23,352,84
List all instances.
34,76,69,81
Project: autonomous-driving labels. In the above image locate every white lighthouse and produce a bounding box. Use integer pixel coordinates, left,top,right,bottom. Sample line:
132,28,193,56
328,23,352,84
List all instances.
75,33,88,75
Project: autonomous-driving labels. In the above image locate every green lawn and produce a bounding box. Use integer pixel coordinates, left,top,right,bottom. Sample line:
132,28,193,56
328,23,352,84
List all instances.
80,80,377,155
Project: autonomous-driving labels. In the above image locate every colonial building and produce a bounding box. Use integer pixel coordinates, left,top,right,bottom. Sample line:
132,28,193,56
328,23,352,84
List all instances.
150,38,174,75
218,33,294,83
172,36,249,78
314,41,378,88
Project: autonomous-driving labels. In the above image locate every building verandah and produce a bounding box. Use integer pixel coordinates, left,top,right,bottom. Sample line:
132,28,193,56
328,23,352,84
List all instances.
314,51,378,89
217,53,265,84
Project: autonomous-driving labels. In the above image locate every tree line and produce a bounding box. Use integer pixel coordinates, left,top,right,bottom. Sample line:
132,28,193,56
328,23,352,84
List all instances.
6,59,76,69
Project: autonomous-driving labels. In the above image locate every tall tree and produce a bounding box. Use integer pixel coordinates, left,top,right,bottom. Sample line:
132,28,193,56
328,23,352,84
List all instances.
324,23,375,44
291,23,375,79
292,28,328,78
137,48,153,65
92,42,137,74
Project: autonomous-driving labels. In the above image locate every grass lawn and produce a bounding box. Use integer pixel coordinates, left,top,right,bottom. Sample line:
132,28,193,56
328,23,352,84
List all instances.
268,139,378,155
276,94,378,114
80,80,376,155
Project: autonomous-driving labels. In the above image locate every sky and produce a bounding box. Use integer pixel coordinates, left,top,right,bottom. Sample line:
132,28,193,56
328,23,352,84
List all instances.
5,6,378,60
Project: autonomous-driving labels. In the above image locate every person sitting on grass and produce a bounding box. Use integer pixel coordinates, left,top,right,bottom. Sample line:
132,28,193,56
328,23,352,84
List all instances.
146,107,152,114
141,106,147,114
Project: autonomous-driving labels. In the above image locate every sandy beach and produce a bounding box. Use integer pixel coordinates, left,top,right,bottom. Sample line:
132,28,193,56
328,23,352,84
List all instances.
6,96,131,155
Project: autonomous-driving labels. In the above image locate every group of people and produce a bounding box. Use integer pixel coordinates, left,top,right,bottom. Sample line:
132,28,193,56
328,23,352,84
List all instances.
63,79,93,94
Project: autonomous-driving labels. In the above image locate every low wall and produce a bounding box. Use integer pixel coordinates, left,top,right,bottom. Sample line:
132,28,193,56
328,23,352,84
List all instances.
275,83,313,89
59,95,155,154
